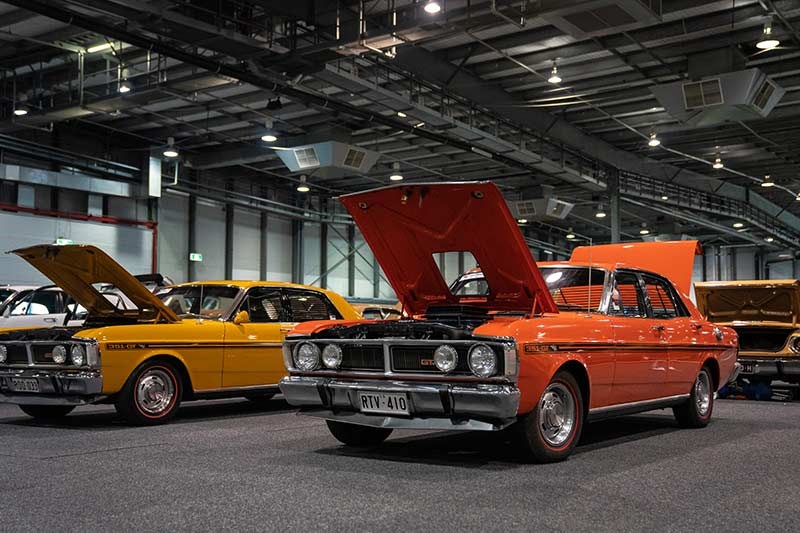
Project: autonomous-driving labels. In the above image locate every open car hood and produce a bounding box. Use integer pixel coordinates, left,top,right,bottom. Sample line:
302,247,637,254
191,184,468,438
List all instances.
694,280,800,326
570,240,700,296
339,182,558,316
11,245,179,323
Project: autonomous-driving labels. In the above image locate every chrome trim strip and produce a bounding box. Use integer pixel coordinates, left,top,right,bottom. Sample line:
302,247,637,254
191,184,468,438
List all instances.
193,384,280,395
588,394,690,416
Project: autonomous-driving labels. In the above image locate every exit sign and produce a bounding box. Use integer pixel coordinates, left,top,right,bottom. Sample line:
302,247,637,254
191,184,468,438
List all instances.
55,238,74,246
189,252,203,262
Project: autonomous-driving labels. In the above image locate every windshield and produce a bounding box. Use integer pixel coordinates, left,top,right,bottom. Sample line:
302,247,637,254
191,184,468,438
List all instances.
450,266,607,311
158,285,240,319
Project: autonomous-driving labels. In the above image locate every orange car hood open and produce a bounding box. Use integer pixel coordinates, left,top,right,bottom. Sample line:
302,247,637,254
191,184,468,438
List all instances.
339,182,558,316
570,240,700,296
12,244,179,323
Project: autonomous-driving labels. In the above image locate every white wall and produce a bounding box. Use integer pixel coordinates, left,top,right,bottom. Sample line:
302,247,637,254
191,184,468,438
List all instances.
0,210,152,284
193,199,226,280
158,192,189,282
232,208,260,280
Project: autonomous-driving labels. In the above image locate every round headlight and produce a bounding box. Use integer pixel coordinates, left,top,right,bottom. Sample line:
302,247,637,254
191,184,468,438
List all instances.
294,342,320,371
434,345,458,373
70,345,86,366
51,345,67,365
0,345,6,363
322,344,343,369
468,344,497,378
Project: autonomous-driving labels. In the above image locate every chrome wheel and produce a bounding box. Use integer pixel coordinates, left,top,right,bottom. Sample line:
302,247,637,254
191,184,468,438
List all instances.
695,371,711,417
538,382,576,447
135,368,176,417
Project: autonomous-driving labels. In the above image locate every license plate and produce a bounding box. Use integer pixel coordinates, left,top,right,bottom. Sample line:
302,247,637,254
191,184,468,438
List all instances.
741,362,755,373
358,391,409,415
8,378,39,393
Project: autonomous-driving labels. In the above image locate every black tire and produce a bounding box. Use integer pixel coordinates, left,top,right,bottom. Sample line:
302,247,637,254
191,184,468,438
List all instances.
326,420,393,446
673,366,714,428
19,405,75,419
115,360,182,426
514,371,584,463
244,392,277,404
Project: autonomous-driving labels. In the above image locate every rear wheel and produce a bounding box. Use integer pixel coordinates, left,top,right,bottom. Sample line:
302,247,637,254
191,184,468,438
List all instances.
19,405,75,419
115,360,182,425
673,366,714,428
515,371,584,463
326,420,393,446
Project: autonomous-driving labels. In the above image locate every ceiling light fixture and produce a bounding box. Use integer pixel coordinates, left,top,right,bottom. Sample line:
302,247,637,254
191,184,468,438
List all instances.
118,80,131,94
517,218,528,224
397,111,407,118
761,174,775,187
647,132,661,147
765,236,775,243
296,175,310,193
796,193,800,201
595,204,607,219
712,156,724,169
639,223,650,235
732,222,744,229
86,42,112,54
261,134,277,143
566,228,576,240
424,1,441,14
548,62,562,84
661,195,669,201
162,136,179,158
389,161,403,181
756,20,780,50
12,106,27,116
266,98,283,111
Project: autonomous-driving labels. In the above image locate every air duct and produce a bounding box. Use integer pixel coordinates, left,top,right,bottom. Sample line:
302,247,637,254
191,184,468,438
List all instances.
511,185,575,220
274,141,380,179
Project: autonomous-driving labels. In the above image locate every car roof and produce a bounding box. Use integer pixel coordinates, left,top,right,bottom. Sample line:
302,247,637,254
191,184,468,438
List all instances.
168,280,333,292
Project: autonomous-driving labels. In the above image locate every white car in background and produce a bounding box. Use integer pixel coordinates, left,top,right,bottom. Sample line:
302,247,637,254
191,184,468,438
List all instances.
0,285,86,329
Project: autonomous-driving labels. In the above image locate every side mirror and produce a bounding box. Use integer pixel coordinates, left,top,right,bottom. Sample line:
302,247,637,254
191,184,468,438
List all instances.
233,310,250,325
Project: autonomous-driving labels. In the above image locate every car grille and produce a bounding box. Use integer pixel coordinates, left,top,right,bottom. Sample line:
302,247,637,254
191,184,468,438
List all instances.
340,344,384,371
3,345,28,365
31,345,62,364
733,327,792,352
391,345,472,373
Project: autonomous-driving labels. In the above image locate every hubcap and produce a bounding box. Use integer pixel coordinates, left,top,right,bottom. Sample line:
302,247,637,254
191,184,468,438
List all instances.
538,382,576,447
135,368,176,416
695,371,711,416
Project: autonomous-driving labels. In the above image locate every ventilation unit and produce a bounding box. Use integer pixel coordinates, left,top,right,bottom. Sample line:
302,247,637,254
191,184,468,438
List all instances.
511,186,574,221
651,69,785,127
274,141,380,178
540,0,661,39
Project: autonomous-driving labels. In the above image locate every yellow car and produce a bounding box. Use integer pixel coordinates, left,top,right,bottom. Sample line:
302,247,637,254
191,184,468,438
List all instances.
0,244,359,425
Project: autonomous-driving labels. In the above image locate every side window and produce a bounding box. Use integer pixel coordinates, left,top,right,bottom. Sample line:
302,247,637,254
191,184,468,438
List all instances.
610,272,646,317
643,275,682,319
242,288,285,323
286,290,341,322
15,291,64,315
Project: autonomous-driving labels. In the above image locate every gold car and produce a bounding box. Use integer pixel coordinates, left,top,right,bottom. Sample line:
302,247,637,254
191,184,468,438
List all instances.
0,244,359,424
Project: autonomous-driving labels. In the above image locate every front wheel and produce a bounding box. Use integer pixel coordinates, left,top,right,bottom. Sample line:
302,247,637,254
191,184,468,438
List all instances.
115,360,182,425
326,420,393,446
19,405,75,419
514,371,584,463
673,366,714,428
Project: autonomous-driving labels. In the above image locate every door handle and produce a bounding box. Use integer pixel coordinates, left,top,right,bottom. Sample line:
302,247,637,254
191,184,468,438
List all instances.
44,318,57,323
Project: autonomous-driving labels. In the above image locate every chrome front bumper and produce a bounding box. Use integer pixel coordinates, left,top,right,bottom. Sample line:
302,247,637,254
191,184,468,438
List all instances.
0,368,103,405
738,358,800,381
279,376,520,431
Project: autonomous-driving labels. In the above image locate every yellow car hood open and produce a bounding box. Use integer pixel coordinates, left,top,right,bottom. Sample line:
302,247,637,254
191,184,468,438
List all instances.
11,244,179,323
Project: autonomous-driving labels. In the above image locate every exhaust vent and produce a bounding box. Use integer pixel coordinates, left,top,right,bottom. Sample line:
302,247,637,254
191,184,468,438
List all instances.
651,69,785,127
541,0,661,39
275,141,380,178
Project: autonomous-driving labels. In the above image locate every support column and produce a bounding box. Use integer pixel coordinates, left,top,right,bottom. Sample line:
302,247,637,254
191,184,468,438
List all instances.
347,225,356,297
259,211,268,280
291,220,304,284
319,222,328,289
224,203,234,279
608,169,621,244
188,194,197,282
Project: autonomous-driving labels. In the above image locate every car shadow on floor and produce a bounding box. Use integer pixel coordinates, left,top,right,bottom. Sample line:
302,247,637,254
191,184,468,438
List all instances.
316,414,682,468
0,397,295,431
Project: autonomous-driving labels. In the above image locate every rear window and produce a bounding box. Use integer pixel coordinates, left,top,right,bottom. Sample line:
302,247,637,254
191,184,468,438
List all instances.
286,290,341,322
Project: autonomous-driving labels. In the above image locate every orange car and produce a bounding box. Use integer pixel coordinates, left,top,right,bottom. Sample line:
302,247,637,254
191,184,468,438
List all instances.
279,182,739,462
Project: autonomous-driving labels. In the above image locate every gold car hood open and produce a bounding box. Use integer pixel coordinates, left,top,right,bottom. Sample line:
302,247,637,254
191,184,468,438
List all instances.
694,279,800,326
12,244,179,323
